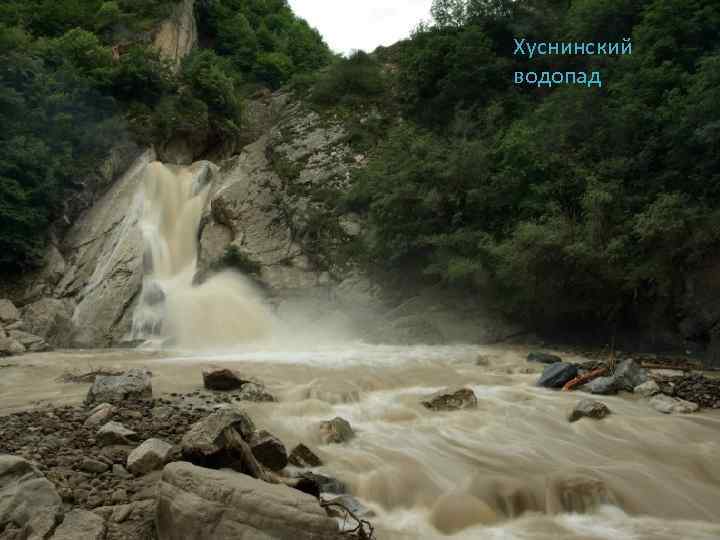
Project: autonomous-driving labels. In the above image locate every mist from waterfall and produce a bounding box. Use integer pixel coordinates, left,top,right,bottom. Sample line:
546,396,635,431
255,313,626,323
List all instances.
132,161,276,349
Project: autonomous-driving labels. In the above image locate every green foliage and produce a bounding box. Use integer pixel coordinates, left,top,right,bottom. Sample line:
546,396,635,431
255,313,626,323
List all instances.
350,0,720,333
310,52,386,106
213,245,262,275
197,0,331,88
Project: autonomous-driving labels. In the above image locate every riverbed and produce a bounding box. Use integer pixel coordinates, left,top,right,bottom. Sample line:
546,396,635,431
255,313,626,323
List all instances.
2,343,719,539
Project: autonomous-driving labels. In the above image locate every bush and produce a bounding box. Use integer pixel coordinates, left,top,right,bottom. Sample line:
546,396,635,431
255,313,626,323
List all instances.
311,51,386,106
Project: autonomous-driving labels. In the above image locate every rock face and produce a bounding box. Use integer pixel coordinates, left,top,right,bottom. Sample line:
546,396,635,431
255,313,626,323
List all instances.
537,363,578,389
86,369,153,405
0,455,62,539
249,430,288,472
318,417,354,445
202,368,251,391
650,394,700,414
180,409,256,466
127,439,174,476
421,388,478,411
153,0,197,73
156,462,341,540
568,399,611,423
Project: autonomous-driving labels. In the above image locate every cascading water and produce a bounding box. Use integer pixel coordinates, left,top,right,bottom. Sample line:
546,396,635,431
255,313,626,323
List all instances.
132,161,276,349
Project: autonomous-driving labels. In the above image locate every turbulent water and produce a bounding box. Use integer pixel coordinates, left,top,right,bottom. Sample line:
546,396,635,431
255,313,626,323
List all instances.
3,345,720,539
11,161,715,538
132,162,277,348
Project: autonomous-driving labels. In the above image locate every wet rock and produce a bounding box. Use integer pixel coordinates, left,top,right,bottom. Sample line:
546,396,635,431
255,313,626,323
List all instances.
249,430,288,471
180,409,256,467
234,382,276,402
613,359,648,391
85,369,152,405
536,363,578,389
142,281,166,306
421,387,478,412
0,299,19,323
318,417,354,444
202,367,251,391
650,394,700,414
0,455,61,539
288,444,322,468
568,399,611,423
296,472,347,497
584,376,619,395
19,297,74,348
84,403,116,427
80,458,110,474
98,422,138,446
634,380,660,398
545,472,615,514
527,352,562,364
156,462,341,539
51,509,106,540
127,439,174,476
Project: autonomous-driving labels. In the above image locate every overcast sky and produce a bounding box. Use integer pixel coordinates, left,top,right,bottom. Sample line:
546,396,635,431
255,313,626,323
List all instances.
288,0,433,54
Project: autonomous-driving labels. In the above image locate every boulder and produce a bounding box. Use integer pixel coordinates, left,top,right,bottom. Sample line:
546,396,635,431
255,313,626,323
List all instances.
98,422,138,446
127,439,174,476
7,330,48,352
537,363,578,389
634,380,660,398
527,352,562,364
421,388,478,412
20,298,74,348
156,462,342,540
568,399,611,423
80,458,110,474
0,299,19,323
84,403,116,427
613,359,648,391
51,509,106,540
0,336,25,357
249,430,288,472
650,394,700,414
180,409,256,467
85,369,152,405
0,455,62,539
583,376,619,395
288,444,322,468
234,382,276,402
202,368,251,391
318,417,354,445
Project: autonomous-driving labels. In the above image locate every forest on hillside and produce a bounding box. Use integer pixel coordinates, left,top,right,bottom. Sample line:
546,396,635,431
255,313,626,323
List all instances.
305,0,720,338
1,0,719,341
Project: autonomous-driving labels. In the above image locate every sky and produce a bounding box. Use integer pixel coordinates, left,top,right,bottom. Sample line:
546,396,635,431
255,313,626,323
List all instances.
288,0,433,54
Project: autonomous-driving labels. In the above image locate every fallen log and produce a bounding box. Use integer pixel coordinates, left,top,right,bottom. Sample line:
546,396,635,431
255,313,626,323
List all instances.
562,367,607,392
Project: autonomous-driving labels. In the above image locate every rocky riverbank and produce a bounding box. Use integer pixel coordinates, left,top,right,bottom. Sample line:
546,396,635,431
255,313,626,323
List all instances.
0,367,371,540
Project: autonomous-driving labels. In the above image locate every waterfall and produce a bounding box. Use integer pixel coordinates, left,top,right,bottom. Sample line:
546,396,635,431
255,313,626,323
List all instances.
132,161,275,349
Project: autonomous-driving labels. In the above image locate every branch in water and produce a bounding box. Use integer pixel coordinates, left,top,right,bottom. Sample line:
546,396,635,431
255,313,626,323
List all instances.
320,500,376,540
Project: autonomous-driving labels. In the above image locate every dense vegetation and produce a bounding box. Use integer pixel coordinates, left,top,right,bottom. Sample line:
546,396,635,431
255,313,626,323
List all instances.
0,0,329,272
310,0,720,336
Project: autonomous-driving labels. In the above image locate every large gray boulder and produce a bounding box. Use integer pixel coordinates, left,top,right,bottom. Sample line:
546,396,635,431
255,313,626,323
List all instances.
127,439,174,476
7,330,48,352
583,360,648,395
156,462,342,540
568,399,611,423
0,336,25,357
650,394,700,414
537,363,578,389
0,455,62,539
85,369,152,405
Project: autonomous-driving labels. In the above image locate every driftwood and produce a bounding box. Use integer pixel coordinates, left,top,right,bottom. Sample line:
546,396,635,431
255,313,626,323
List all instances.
320,500,376,540
562,367,607,392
